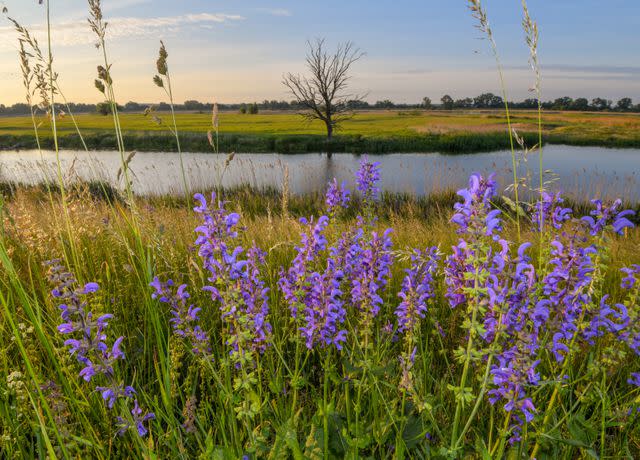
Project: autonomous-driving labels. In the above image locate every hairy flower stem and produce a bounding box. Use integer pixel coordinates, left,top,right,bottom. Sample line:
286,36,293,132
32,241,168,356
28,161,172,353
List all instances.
290,341,301,419
454,307,505,448
323,352,331,460
491,410,512,457
600,372,606,458
529,314,583,458
454,353,494,448
450,268,481,448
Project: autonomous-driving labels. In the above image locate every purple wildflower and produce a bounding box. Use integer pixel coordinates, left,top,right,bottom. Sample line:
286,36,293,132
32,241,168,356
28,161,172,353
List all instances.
617,265,640,355
532,191,572,232
280,216,347,350
395,247,439,334
451,172,501,239
45,260,154,437
116,399,156,437
356,156,381,203
351,229,393,335
150,278,212,357
628,373,640,387
325,178,351,215
541,233,596,362
581,199,635,235
193,193,272,365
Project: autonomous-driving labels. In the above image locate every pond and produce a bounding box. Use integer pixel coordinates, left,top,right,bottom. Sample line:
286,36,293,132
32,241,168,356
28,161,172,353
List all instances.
1,145,639,201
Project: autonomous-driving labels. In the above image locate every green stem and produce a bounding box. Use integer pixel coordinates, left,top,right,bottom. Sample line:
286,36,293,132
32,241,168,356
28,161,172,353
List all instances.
323,352,331,460
454,353,494,448
450,267,480,448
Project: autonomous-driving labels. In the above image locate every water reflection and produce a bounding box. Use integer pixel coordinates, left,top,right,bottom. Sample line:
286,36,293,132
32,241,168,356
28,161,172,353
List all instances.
0,145,638,201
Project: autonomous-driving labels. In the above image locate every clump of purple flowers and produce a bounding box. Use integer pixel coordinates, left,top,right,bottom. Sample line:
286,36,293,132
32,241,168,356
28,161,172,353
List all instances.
582,199,635,236
193,192,272,365
351,228,393,341
356,156,381,204
326,178,351,216
451,172,501,239
395,247,439,404
45,260,154,437
150,278,212,357
532,191,572,232
617,265,640,359
280,216,347,350
395,247,439,334
486,243,543,443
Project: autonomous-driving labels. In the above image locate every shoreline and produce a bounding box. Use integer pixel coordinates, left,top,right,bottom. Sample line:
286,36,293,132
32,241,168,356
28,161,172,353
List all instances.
2,131,640,154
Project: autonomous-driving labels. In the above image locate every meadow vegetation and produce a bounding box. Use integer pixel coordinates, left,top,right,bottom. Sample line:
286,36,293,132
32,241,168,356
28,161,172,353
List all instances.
1,0,640,459
2,110,640,154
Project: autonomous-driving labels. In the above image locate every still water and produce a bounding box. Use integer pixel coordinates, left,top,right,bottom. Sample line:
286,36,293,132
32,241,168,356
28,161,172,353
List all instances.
1,145,638,201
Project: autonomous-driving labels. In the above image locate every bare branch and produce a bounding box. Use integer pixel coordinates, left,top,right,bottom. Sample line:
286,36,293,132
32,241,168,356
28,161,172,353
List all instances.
282,38,365,139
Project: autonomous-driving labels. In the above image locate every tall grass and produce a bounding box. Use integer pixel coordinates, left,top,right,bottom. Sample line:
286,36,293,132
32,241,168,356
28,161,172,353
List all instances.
0,2,639,460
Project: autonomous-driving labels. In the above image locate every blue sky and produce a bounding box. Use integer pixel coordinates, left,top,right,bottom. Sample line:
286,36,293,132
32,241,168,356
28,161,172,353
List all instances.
1,0,639,105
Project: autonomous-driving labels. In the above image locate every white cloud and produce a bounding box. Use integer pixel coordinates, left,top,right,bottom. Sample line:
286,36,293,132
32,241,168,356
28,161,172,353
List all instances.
0,12,244,51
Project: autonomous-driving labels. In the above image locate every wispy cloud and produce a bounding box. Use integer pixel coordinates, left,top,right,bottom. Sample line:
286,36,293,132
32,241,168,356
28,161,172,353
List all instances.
256,8,292,17
0,12,244,51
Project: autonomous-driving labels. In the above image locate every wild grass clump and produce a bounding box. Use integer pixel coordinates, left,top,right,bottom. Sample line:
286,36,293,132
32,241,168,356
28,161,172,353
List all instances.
1,1,639,459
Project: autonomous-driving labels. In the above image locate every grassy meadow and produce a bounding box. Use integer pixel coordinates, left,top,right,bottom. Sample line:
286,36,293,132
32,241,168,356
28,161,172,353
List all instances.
2,110,640,153
2,0,640,459
1,182,640,458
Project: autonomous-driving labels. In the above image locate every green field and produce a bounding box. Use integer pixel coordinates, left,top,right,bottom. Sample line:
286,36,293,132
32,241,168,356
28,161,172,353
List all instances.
2,109,640,153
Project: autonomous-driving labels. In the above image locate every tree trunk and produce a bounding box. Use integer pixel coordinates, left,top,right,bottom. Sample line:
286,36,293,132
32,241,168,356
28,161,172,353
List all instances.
325,121,333,158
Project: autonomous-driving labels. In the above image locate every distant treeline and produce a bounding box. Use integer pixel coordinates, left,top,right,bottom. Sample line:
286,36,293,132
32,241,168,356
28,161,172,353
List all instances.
1,93,639,116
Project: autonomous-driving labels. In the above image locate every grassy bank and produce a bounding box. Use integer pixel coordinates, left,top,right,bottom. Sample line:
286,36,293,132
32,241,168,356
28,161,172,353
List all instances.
2,110,640,153
2,180,640,458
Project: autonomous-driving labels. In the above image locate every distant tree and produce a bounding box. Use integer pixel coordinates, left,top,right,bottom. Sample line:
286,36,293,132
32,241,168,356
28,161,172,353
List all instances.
283,38,365,140
184,100,204,111
249,102,259,114
551,97,573,110
124,101,142,112
615,97,633,112
441,94,454,110
454,97,473,109
239,103,247,114
591,97,612,111
571,98,589,111
422,97,432,109
374,99,394,109
520,98,538,109
96,101,110,116
473,92,503,109
346,99,370,110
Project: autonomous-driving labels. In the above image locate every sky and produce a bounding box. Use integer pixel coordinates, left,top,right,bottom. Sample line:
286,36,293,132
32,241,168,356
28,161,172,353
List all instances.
0,0,639,106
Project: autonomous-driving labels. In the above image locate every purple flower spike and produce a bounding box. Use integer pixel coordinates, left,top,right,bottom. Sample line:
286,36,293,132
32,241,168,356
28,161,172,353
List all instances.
280,216,347,350
44,260,153,437
532,191,572,232
191,193,272,367
151,277,212,357
326,178,351,215
356,156,381,203
395,247,439,334
581,199,636,235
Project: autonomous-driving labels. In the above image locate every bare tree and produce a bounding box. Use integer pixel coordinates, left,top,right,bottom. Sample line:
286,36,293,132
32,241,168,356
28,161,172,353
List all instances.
283,39,365,141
